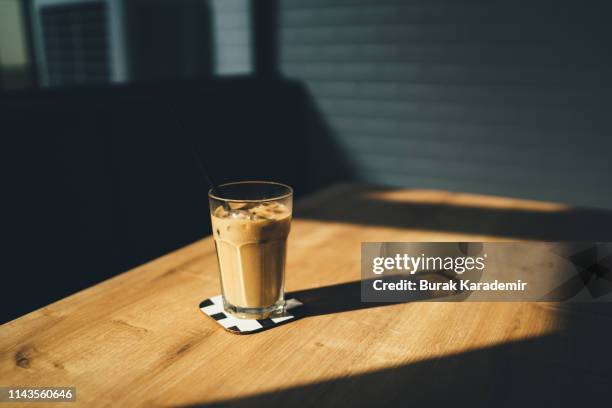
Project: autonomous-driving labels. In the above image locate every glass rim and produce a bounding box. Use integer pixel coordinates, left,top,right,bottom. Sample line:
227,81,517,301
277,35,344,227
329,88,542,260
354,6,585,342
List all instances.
208,180,293,203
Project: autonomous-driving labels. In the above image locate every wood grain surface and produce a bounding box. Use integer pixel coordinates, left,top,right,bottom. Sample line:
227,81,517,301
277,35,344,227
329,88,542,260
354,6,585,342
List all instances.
1,184,612,407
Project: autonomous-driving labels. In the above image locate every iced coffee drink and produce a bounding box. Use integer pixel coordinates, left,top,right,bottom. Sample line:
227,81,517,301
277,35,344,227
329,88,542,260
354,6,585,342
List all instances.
209,182,293,319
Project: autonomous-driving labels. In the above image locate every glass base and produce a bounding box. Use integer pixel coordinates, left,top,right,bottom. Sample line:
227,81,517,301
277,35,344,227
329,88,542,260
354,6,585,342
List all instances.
223,299,286,319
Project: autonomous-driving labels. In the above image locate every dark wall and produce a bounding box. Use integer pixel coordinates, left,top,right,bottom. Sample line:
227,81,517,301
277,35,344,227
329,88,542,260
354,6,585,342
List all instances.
279,0,612,208
1,77,348,323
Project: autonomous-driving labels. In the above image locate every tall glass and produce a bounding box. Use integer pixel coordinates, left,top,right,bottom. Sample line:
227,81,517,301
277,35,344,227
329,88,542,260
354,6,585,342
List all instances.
208,181,293,319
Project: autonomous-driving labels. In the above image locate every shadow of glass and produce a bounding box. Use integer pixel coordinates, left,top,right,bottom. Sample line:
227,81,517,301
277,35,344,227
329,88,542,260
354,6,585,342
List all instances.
287,273,464,319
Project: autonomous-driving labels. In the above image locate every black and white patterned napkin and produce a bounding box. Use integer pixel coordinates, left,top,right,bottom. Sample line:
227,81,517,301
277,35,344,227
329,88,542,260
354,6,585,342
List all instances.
199,295,303,334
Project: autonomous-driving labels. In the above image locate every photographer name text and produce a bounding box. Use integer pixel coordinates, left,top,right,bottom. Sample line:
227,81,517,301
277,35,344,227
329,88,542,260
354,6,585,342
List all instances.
371,254,527,292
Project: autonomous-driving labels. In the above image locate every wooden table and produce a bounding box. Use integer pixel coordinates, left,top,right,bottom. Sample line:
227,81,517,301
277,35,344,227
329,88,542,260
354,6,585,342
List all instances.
2,184,612,407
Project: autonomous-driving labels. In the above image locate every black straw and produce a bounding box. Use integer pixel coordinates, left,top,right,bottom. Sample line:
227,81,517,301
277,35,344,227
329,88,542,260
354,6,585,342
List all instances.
167,102,217,194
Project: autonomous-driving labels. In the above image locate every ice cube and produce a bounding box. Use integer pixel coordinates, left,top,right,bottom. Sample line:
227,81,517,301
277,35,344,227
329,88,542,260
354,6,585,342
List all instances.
214,206,229,218
229,209,251,220
228,202,247,210
248,205,270,219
